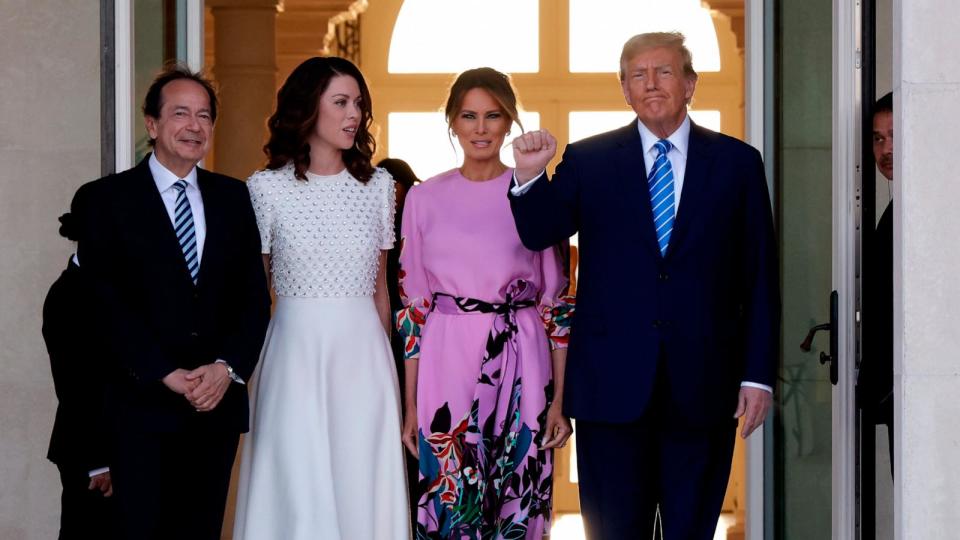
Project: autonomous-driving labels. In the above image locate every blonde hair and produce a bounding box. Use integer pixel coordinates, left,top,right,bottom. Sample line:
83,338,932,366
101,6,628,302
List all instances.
618,32,698,82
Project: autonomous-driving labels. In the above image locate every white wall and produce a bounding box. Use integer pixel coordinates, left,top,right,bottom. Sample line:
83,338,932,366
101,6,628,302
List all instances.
0,1,101,538
894,0,960,537
875,0,894,219
874,1,895,537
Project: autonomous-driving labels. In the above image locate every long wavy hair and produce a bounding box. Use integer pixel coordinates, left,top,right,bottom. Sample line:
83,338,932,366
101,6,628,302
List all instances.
264,57,376,183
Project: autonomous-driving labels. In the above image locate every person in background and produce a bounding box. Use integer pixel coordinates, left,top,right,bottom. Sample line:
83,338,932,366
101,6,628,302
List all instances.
378,157,421,363
377,156,421,531
861,91,895,475
397,67,574,538
42,211,117,540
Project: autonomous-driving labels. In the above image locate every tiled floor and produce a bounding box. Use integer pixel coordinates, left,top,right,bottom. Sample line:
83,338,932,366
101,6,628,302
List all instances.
550,512,736,540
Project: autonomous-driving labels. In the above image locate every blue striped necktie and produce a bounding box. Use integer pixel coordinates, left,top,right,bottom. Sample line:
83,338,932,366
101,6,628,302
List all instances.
172,180,199,284
648,139,676,256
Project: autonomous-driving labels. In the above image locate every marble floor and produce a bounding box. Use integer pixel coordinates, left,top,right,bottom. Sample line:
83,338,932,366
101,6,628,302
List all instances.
550,512,736,540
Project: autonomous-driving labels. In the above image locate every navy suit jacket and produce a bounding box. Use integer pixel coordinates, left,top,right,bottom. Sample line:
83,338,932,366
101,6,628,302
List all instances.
74,156,271,434
509,120,779,426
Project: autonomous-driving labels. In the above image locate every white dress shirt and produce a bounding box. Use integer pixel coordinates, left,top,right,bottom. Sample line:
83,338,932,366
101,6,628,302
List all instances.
149,153,206,266
512,116,773,394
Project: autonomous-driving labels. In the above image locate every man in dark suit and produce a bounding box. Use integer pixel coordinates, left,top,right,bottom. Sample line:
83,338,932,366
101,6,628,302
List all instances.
861,92,894,473
509,32,779,539
42,212,117,540
74,66,270,540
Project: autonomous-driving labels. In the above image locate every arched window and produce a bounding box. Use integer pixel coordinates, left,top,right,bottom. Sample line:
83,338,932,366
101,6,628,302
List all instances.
569,0,721,73
375,0,737,181
388,0,539,74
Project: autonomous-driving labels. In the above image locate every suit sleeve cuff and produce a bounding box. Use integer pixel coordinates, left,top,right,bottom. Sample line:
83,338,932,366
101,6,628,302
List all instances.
740,381,773,394
215,359,246,385
510,170,545,196
88,467,110,477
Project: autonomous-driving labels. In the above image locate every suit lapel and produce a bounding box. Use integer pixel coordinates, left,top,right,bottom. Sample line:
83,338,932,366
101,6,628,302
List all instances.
131,155,198,287
613,120,662,256
667,123,717,258
195,169,219,288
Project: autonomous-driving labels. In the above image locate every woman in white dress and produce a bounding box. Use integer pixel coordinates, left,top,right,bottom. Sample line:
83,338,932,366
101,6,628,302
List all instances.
233,56,410,540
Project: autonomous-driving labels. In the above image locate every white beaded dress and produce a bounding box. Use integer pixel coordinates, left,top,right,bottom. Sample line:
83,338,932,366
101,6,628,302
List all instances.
233,163,410,540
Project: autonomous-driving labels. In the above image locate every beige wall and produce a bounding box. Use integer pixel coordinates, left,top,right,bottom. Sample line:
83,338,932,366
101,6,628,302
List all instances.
0,1,101,538
894,0,960,537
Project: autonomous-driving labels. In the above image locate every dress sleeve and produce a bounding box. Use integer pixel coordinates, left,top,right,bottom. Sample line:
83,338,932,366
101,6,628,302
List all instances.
380,170,397,250
246,172,272,255
537,244,575,350
395,187,431,360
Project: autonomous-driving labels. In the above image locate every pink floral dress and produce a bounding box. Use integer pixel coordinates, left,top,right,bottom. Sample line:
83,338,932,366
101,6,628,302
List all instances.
396,168,573,539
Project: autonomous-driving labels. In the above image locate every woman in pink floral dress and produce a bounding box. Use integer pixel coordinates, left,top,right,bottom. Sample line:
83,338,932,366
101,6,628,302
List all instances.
396,68,574,539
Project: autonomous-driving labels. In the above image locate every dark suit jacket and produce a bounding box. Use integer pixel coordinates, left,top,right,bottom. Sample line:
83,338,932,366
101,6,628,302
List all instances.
74,156,270,434
860,202,893,423
509,120,779,426
42,257,110,471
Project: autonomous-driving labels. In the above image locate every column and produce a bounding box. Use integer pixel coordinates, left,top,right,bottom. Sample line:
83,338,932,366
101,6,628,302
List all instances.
894,0,960,538
208,0,280,180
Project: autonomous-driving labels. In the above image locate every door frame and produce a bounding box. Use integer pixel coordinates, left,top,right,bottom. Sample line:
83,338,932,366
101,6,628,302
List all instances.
831,0,860,536
743,0,860,537
111,0,205,172
743,2,769,538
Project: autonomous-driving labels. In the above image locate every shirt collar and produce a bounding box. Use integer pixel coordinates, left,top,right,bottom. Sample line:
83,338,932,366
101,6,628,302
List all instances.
637,114,691,159
149,152,198,193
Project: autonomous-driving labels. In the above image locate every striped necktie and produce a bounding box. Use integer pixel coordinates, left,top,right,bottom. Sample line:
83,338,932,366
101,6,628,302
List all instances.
172,180,199,284
648,139,676,257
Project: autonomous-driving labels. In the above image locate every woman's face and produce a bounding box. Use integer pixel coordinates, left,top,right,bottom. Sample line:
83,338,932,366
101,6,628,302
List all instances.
309,74,363,154
450,87,510,164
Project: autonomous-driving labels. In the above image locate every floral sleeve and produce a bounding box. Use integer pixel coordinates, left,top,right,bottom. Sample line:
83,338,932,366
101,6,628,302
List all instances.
537,244,575,350
395,187,431,360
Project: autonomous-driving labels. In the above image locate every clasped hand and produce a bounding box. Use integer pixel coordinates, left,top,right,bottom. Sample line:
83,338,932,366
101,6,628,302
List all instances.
161,363,231,412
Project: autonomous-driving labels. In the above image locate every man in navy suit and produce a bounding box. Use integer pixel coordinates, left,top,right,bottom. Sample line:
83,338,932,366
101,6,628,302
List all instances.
509,32,778,539
74,66,270,540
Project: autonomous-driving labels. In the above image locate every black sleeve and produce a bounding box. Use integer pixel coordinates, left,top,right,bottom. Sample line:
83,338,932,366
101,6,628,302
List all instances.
214,183,271,381
508,145,582,252
42,263,111,471
75,181,177,382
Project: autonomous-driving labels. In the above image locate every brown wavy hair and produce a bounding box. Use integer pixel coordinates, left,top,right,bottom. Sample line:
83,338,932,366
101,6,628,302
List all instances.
264,57,376,182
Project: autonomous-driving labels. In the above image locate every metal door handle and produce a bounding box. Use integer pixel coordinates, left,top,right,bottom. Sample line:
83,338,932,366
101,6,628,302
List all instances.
799,291,839,385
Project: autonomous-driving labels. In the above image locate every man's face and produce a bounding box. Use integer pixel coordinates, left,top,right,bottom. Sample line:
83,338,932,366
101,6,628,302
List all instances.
872,110,894,181
145,79,213,176
621,46,696,136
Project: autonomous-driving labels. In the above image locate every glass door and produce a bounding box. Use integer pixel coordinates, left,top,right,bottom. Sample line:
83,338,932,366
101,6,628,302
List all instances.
771,0,835,535
111,0,203,172
766,0,860,537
